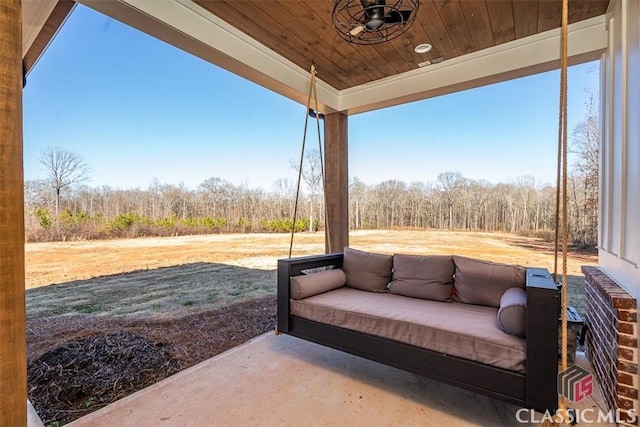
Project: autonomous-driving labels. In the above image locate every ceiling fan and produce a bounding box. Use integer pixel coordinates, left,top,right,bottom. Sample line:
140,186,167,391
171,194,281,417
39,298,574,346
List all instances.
332,0,419,45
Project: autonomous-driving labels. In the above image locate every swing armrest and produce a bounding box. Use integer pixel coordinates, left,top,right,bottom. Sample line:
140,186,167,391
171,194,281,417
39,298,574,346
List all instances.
277,253,344,333
525,267,559,412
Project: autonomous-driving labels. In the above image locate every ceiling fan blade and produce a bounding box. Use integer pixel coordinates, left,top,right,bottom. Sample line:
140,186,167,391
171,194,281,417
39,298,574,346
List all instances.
384,9,413,24
360,0,385,16
360,0,386,30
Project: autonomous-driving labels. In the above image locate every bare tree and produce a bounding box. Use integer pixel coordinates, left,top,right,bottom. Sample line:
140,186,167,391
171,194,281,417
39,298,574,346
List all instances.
570,91,599,247
290,149,323,232
39,147,90,230
572,92,599,189
350,177,368,230
272,178,295,218
437,171,464,229
177,182,190,221
199,177,234,218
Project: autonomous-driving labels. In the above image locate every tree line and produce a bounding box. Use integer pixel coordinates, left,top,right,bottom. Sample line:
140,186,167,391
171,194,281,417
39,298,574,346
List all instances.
26,95,598,247
24,169,596,247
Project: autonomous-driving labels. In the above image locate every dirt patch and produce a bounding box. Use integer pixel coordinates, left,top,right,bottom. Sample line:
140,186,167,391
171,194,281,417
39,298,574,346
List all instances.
27,295,276,426
29,332,179,423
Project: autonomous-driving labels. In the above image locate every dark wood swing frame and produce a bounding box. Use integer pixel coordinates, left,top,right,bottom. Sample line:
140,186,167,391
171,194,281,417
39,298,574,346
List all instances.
277,252,559,412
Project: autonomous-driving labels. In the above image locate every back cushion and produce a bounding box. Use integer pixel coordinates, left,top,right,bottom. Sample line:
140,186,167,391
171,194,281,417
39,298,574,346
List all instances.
342,247,392,292
453,256,526,308
389,254,454,301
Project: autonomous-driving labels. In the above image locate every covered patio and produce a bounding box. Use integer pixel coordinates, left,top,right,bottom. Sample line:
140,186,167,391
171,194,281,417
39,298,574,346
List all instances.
3,0,639,425
65,333,609,426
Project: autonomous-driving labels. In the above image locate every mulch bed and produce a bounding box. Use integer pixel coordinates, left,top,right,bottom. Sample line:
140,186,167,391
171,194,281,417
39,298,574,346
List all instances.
27,295,276,426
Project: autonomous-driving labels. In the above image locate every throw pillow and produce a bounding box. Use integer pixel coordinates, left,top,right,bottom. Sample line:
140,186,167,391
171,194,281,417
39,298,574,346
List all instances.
290,269,347,300
389,254,454,301
342,247,392,292
453,256,526,308
497,287,527,337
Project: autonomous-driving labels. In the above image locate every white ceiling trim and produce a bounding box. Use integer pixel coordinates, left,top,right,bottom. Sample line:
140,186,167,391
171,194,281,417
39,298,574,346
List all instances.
79,0,607,117
22,0,59,57
339,15,608,114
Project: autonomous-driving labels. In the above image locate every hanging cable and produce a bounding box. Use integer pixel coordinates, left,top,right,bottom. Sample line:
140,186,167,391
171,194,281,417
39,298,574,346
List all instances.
545,0,570,424
289,64,327,258
559,0,571,419
311,68,331,253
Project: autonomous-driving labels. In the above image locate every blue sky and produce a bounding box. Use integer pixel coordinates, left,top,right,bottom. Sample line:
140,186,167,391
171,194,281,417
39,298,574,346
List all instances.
23,4,600,191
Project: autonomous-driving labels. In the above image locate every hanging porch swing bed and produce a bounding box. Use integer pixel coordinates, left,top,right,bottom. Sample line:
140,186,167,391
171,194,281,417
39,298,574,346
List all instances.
277,250,559,412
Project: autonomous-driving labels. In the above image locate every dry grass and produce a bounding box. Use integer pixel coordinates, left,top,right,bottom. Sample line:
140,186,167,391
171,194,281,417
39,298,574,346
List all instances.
26,230,593,286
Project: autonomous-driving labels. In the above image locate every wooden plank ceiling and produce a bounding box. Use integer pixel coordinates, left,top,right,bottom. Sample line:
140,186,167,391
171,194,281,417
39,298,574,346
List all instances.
193,0,609,90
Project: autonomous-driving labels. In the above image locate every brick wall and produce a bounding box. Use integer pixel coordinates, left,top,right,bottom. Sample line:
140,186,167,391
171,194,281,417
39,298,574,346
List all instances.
584,266,638,426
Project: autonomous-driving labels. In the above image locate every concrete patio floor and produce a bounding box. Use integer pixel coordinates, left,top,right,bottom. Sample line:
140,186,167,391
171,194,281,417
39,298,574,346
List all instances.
64,333,611,427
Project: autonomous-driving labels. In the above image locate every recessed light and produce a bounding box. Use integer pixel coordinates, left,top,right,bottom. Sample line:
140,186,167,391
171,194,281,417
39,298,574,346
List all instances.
414,43,432,54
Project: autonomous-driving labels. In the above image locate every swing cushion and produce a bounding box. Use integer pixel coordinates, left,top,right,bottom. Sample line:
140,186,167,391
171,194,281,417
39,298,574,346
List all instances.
342,247,392,292
497,287,527,337
453,256,526,308
290,269,347,300
388,254,454,301
291,288,526,373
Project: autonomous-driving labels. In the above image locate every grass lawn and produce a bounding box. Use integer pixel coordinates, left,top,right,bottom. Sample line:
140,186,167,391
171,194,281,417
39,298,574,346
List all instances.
26,230,596,320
